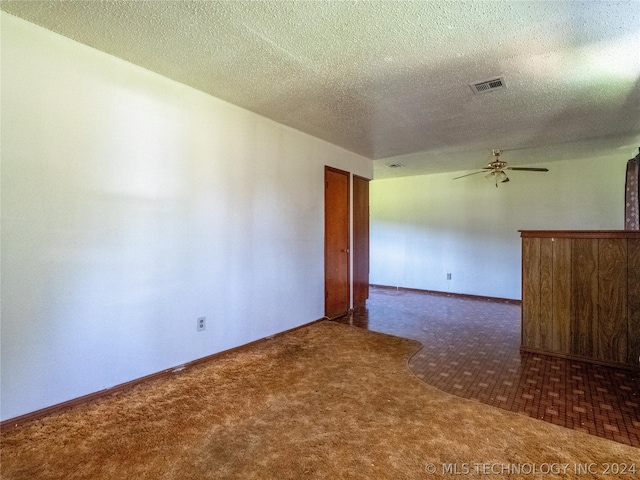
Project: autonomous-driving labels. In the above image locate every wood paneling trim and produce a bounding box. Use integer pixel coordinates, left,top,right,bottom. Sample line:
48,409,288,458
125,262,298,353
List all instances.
520,346,639,372
521,230,640,239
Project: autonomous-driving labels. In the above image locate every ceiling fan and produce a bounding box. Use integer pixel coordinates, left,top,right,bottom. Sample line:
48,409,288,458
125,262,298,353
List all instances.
453,150,549,187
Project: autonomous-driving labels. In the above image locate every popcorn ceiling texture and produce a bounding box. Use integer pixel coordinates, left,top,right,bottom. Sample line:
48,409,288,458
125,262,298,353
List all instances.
2,1,639,176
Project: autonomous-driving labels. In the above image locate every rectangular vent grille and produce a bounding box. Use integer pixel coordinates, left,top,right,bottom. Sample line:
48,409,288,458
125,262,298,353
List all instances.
471,77,506,94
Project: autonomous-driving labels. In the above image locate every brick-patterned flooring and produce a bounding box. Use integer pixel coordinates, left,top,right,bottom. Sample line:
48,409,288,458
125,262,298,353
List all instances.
337,286,640,448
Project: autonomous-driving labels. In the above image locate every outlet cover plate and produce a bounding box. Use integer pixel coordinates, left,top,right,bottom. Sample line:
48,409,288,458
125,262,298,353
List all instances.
197,316,206,331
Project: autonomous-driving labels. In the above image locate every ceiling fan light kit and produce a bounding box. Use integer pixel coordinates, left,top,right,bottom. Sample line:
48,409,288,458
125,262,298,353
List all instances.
454,149,549,188
485,170,509,187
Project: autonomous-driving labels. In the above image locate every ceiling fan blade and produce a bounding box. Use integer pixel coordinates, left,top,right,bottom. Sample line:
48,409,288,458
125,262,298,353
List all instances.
505,167,549,172
453,170,487,180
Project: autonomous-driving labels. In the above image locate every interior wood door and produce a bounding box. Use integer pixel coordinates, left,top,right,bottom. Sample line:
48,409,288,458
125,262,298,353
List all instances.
353,175,370,308
325,167,350,319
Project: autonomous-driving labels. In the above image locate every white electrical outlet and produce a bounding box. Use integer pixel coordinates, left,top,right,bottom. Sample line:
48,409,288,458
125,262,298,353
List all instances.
197,316,206,332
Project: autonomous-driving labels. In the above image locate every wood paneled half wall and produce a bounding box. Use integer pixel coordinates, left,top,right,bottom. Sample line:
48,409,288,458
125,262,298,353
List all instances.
521,230,640,369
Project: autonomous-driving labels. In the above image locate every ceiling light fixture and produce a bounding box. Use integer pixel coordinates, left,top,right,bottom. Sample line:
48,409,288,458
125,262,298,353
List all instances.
485,170,510,187
454,149,549,187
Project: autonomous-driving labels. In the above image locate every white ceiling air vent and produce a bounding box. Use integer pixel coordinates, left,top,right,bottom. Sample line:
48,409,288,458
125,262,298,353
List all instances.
387,163,404,168
470,77,506,94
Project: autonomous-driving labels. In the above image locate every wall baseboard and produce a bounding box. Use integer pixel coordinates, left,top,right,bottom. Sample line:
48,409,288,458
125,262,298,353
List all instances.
0,319,325,432
1,287,519,431
369,284,522,305
520,346,640,372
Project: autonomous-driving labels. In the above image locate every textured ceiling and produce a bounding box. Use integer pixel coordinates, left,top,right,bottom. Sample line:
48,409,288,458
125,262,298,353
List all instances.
2,0,639,178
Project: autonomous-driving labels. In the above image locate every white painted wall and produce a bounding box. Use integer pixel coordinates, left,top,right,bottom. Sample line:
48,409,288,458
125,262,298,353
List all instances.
0,14,371,421
370,153,628,300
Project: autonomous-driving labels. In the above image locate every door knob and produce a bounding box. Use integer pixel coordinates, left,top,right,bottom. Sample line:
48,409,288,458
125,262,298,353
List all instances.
341,248,350,253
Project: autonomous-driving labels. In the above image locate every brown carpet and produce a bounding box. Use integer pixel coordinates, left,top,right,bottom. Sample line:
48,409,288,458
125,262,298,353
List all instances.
1,321,638,479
